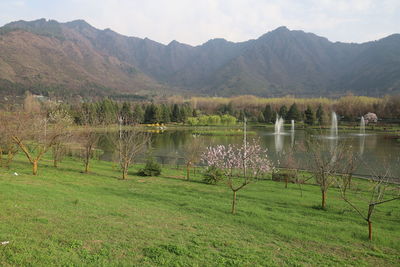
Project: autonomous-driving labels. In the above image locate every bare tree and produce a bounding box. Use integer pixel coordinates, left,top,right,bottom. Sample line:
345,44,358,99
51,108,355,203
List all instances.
48,109,73,168
183,135,204,180
108,123,151,179
0,114,19,169
77,126,100,173
305,132,354,209
337,158,400,241
9,112,63,175
76,110,100,173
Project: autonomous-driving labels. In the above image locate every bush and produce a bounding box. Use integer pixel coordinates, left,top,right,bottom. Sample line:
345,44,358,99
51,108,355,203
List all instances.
272,169,297,182
138,158,162,176
203,166,224,184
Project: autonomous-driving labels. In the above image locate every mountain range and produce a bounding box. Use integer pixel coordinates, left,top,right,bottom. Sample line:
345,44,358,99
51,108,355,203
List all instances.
0,18,399,98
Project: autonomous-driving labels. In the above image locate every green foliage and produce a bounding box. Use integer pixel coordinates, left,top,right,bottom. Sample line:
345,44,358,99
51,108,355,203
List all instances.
171,104,181,123
144,104,161,124
304,106,315,125
203,166,224,184
186,115,236,126
279,105,288,119
137,158,162,176
263,104,273,123
257,112,265,123
287,103,301,121
132,104,144,123
316,104,324,125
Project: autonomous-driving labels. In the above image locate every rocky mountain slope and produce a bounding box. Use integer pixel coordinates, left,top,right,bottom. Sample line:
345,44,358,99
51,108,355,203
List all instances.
0,19,399,97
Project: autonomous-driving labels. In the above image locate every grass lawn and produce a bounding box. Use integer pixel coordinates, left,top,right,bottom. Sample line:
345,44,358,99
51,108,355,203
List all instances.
0,155,399,266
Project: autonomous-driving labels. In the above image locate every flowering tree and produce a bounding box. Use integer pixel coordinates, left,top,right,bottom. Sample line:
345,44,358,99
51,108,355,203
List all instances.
202,139,273,214
363,112,378,124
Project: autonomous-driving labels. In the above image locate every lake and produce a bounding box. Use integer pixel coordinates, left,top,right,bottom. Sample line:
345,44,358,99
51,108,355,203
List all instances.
98,126,400,180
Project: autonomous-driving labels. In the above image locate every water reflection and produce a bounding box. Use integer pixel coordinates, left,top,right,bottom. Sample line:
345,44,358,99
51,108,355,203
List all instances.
94,127,400,179
275,134,284,154
291,131,295,148
359,135,365,155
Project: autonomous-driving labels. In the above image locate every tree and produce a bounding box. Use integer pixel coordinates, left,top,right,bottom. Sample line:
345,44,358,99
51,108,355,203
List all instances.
179,104,191,123
305,132,354,209
287,103,301,121
10,112,64,175
48,109,73,168
120,102,133,125
171,104,181,122
160,104,171,123
132,104,145,124
263,104,273,123
23,91,41,113
183,136,204,180
144,104,161,124
97,99,118,125
279,105,288,120
257,112,265,123
316,104,324,125
77,112,100,173
202,139,273,214
0,114,19,169
112,128,151,180
304,106,314,125
337,158,399,241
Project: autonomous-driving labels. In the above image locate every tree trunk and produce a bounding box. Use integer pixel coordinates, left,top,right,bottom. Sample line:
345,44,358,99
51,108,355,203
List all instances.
322,190,327,209
285,176,288,188
122,162,128,180
84,161,89,173
54,159,58,168
231,191,237,214
368,220,372,241
32,160,38,175
186,162,191,180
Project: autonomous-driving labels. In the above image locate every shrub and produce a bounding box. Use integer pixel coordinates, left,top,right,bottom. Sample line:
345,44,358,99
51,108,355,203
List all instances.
138,158,162,176
202,166,224,184
272,169,297,182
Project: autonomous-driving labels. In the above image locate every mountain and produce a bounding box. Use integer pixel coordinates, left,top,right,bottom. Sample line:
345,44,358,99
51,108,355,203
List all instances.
0,18,399,97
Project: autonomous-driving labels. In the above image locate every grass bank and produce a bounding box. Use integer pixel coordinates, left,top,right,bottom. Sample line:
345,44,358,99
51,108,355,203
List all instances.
0,156,399,266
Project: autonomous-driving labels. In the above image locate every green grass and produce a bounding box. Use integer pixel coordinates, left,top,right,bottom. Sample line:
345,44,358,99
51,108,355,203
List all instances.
0,155,399,266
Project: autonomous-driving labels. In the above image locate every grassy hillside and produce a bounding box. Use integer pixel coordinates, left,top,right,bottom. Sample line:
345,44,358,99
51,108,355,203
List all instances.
0,155,399,266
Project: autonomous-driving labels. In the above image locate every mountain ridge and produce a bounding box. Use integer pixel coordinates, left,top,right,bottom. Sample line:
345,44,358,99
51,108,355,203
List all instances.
0,18,399,97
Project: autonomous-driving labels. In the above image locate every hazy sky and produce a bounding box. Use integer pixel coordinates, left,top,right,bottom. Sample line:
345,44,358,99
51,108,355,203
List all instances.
0,0,399,45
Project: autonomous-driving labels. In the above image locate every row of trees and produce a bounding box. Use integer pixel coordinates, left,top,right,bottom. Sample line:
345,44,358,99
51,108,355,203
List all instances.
1,104,398,241
191,95,400,121
0,108,150,179
71,100,194,125
65,100,345,126
259,103,325,125
17,94,399,127
200,131,399,240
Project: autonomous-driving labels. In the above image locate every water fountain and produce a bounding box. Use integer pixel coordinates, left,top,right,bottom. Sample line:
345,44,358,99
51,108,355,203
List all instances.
360,116,366,135
330,112,338,138
274,115,284,135
291,120,295,147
